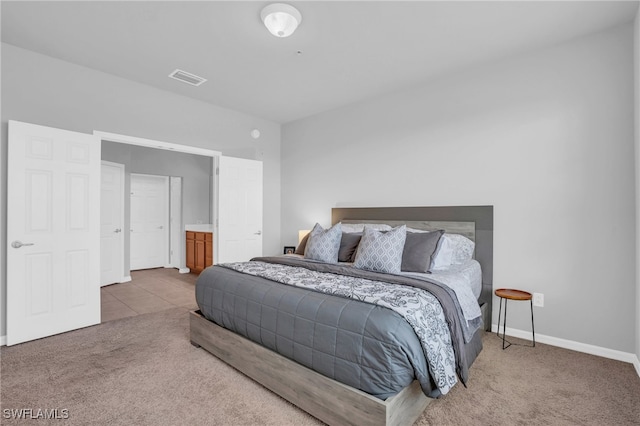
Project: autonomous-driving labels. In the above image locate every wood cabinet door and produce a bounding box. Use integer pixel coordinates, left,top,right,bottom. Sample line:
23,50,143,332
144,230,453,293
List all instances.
205,233,213,268
186,231,212,274
195,239,206,272
186,232,195,270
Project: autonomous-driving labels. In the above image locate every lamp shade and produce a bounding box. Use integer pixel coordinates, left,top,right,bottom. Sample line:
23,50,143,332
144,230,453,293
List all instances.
261,3,302,37
298,229,310,244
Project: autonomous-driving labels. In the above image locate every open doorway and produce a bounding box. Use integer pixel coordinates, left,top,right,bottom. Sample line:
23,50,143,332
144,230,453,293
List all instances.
97,132,220,324
96,132,219,282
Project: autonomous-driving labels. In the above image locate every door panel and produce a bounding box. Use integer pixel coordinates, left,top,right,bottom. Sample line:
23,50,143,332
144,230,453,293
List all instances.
130,174,169,270
7,120,100,345
100,162,124,286
218,156,263,263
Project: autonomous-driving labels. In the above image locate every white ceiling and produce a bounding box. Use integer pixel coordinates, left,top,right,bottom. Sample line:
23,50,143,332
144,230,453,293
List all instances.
2,1,638,124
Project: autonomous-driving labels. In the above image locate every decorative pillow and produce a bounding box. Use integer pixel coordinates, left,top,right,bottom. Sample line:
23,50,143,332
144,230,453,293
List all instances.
401,230,444,273
295,232,310,255
304,223,342,263
430,234,475,271
338,232,362,262
354,225,407,274
340,223,392,233
448,234,475,264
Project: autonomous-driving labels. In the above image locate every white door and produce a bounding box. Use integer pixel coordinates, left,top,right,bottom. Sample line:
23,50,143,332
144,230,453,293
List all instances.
130,174,169,270
100,161,125,286
7,120,101,346
218,156,263,263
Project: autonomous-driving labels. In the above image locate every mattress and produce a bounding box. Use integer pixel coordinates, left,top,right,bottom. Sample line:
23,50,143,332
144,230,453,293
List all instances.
196,256,483,400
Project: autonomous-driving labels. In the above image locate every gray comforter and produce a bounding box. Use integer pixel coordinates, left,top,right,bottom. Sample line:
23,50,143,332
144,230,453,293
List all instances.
195,256,483,399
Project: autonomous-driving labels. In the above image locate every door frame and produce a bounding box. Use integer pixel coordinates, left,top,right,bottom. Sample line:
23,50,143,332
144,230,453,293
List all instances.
94,131,221,265
169,176,185,271
100,160,126,286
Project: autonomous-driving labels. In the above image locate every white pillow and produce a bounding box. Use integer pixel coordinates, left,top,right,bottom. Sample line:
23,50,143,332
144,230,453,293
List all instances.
340,223,392,233
430,234,475,271
430,235,454,271
406,227,429,233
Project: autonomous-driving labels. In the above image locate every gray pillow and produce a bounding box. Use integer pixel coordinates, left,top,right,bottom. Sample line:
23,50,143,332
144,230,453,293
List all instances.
304,223,342,263
338,232,362,262
295,232,309,255
353,225,407,273
401,230,444,273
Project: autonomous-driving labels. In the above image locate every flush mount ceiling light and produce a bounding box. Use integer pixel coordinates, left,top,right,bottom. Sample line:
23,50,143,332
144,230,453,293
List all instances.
260,3,302,37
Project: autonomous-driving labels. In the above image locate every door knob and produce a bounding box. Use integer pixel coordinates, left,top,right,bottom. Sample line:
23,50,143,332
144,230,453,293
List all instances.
11,240,34,249
114,228,122,233
254,231,262,235
158,226,164,230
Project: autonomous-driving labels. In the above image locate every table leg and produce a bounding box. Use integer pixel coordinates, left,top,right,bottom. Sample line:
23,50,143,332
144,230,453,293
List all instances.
497,297,503,338
530,299,535,347
502,299,508,350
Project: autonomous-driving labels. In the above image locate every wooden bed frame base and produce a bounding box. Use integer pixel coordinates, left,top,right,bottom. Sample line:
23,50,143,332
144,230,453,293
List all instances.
190,310,431,426
191,206,493,424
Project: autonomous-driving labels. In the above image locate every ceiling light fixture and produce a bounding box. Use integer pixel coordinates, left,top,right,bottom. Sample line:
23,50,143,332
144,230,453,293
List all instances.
260,3,302,38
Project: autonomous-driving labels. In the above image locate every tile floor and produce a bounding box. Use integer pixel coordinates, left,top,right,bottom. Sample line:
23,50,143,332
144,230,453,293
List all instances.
101,268,198,323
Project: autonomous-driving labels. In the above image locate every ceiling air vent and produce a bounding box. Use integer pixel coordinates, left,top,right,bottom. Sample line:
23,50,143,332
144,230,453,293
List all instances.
168,69,207,86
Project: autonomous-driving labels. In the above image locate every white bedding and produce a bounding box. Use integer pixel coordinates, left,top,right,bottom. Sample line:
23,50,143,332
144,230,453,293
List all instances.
399,259,482,323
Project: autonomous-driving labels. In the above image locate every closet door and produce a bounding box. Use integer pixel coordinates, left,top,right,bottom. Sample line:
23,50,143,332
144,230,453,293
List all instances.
130,174,169,270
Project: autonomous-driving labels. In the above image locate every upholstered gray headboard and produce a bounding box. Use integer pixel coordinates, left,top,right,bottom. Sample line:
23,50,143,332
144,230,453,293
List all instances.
331,205,493,330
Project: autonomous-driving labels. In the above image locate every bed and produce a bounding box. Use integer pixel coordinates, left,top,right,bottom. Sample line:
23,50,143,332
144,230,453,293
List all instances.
190,206,493,426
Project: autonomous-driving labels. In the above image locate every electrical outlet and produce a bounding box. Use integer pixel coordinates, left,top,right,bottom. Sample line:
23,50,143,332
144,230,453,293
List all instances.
533,292,544,307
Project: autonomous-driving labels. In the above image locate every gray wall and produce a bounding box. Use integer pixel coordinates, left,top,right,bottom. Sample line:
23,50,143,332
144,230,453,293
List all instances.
1,43,282,339
101,141,212,274
282,24,636,354
635,7,640,369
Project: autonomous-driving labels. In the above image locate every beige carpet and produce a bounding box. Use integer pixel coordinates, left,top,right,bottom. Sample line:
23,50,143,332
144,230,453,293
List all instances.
1,307,639,425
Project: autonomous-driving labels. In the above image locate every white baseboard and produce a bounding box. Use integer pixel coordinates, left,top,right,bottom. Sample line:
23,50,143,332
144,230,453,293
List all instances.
179,268,190,274
0,335,6,346
492,323,640,377
119,276,131,283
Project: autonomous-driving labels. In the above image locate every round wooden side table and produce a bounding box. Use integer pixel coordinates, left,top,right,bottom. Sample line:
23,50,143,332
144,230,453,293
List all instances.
495,288,535,350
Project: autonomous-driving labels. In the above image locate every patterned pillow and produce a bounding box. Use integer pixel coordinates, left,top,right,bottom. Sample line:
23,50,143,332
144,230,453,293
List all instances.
449,234,475,264
354,225,407,273
430,233,475,271
304,223,342,263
